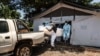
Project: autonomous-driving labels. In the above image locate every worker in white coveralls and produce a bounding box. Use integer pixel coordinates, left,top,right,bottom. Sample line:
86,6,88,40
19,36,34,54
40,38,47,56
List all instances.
63,21,71,44
47,23,57,48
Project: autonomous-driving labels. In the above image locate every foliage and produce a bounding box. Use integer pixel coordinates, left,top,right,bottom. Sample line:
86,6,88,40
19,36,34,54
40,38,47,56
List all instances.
0,0,11,5
0,3,20,19
66,0,93,5
92,2,100,8
13,0,60,18
0,0,99,19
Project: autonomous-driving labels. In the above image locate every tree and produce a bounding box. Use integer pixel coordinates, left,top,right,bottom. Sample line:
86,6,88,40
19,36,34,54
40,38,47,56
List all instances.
92,2,100,7
0,3,20,19
0,3,11,19
11,10,21,19
13,0,59,18
0,0,99,19
65,0,93,5
0,0,11,5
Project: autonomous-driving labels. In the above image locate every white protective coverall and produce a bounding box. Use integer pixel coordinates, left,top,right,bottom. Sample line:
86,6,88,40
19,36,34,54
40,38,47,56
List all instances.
50,23,57,47
51,30,56,47
63,23,71,41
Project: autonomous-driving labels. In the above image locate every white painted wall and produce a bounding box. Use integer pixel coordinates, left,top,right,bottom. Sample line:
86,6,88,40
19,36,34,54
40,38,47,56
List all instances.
33,16,74,32
33,18,50,32
70,15,100,47
33,16,90,32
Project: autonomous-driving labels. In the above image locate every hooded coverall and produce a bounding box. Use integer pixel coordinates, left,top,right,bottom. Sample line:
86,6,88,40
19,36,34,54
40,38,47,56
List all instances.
63,23,71,41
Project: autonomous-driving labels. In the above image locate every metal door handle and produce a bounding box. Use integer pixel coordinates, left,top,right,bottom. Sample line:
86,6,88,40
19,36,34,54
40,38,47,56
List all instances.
5,36,10,39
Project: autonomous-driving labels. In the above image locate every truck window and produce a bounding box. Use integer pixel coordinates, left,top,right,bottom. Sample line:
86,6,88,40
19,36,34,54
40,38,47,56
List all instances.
0,21,9,33
16,20,29,33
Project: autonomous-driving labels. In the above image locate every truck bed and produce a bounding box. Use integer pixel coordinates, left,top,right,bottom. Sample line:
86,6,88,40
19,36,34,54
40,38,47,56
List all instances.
19,32,45,46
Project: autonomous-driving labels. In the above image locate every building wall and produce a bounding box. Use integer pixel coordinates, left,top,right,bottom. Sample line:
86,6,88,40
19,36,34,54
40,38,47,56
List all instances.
33,16,74,32
33,16,90,32
70,15,100,47
33,18,50,32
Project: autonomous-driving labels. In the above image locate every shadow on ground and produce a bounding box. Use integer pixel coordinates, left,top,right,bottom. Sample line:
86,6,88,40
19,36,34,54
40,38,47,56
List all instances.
53,42,85,54
12,42,100,56
32,44,50,56
32,42,85,56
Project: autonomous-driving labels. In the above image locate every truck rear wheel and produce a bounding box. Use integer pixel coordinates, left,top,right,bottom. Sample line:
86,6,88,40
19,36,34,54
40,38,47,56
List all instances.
15,44,32,56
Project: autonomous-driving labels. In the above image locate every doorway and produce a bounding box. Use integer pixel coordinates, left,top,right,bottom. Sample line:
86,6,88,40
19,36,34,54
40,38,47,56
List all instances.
55,21,72,44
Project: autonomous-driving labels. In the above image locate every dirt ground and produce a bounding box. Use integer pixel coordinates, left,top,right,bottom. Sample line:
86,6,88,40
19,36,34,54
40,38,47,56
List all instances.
32,42,100,56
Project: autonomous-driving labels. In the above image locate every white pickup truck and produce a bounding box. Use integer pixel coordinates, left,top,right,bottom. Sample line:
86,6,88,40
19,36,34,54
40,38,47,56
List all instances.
0,19,45,56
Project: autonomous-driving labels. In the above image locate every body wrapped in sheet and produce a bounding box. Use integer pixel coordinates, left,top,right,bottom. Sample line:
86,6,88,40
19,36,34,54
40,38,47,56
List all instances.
39,25,52,35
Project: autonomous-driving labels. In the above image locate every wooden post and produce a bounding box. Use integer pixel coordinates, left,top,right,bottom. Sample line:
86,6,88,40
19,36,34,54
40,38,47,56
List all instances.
61,9,62,22
73,7,75,21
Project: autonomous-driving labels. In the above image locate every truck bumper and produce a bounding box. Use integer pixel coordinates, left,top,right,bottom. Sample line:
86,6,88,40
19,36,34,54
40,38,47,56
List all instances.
0,51,13,56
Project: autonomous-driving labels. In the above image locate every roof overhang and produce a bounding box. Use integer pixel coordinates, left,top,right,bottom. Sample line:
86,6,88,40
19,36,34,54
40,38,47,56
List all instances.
32,2,99,19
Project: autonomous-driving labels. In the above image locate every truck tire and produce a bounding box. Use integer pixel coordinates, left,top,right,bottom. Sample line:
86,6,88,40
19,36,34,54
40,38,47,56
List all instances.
15,44,32,56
